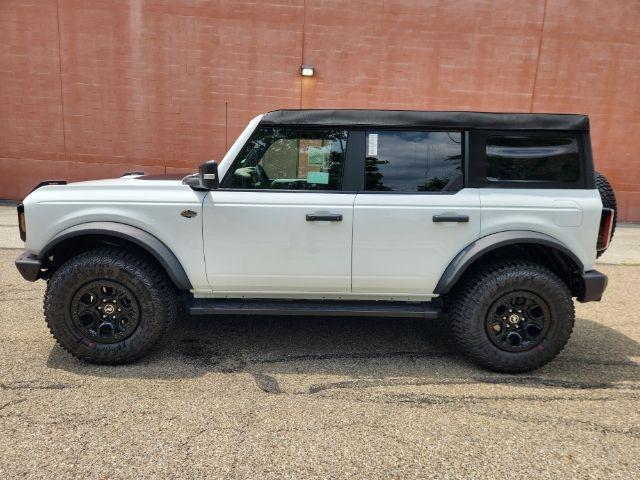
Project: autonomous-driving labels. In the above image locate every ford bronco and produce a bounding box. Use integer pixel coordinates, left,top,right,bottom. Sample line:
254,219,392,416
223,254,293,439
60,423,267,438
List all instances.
15,110,616,372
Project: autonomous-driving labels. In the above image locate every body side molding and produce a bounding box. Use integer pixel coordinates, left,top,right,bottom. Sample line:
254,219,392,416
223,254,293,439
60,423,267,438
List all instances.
39,222,192,291
433,231,584,294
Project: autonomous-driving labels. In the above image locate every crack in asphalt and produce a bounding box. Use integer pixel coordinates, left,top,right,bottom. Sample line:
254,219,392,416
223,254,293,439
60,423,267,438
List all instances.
379,392,636,405
175,339,639,394
177,341,454,370
557,357,640,367
224,403,258,480
0,381,72,390
300,390,640,440
0,398,27,411
306,376,639,395
176,338,637,369
253,351,453,364
469,409,640,440
0,297,42,302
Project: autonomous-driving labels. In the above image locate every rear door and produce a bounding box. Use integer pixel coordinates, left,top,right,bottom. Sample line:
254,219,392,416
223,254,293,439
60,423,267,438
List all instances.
203,126,356,294
352,130,480,296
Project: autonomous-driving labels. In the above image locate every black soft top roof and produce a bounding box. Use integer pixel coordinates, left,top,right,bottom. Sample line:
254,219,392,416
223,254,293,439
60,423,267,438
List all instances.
261,109,589,131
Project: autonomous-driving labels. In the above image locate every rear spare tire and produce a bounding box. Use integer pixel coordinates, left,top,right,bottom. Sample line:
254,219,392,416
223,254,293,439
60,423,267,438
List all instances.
595,171,617,257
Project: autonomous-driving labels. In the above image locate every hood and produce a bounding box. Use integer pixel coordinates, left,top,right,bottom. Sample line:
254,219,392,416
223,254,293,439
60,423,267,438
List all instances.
61,172,193,188
23,172,198,205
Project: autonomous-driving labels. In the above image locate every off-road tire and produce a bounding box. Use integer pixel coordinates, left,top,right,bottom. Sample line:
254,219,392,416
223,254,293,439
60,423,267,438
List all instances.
595,171,617,257
44,247,177,364
448,261,575,373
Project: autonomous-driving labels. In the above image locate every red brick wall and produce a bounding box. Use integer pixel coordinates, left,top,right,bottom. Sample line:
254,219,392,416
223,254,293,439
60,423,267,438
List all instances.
1,0,639,220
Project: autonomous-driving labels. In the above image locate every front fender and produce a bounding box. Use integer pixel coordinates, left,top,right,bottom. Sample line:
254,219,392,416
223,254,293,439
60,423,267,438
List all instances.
39,222,192,291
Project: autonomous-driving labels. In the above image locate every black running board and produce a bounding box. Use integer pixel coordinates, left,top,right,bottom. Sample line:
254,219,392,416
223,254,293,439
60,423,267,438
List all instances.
187,299,442,319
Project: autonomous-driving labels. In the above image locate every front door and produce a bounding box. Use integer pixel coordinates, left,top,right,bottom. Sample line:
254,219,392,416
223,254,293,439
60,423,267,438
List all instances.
352,130,481,296
203,126,355,295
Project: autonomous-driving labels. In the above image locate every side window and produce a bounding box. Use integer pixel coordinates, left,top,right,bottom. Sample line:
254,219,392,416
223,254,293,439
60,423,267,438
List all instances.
364,131,463,192
486,136,579,182
224,126,347,190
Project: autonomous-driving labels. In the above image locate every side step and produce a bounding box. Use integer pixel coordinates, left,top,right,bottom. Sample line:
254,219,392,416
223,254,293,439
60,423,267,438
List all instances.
186,299,442,320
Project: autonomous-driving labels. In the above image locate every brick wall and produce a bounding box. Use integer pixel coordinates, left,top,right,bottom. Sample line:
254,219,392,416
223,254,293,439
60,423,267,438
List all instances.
1,0,639,220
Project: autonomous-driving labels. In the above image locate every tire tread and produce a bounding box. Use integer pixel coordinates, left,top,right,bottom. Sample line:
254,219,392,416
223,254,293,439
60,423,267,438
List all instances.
448,260,575,373
44,247,177,365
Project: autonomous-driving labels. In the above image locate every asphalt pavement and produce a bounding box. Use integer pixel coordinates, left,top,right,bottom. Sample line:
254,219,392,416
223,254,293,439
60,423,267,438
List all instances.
0,205,638,479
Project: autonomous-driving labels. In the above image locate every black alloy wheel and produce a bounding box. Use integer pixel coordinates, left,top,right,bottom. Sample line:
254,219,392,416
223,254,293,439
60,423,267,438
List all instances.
485,291,550,352
70,280,141,344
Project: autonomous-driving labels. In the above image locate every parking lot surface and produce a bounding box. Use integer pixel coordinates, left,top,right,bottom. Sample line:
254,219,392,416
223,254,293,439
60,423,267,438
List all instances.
0,206,639,478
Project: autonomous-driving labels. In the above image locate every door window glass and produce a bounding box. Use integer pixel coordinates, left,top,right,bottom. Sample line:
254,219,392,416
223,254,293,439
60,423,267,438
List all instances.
225,127,347,190
364,131,463,192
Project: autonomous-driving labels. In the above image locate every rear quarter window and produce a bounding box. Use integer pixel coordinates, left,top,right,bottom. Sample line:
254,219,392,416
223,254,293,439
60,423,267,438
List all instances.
485,135,580,183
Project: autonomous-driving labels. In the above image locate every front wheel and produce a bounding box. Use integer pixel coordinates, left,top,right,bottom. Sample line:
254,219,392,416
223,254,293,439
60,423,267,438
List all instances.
447,261,575,373
44,248,177,364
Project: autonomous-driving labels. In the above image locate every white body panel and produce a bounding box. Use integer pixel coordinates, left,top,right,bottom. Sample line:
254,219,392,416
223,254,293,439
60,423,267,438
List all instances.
352,189,481,296
479,189,602,271
21,181,602,300
23,178,210,293
202,191,355,294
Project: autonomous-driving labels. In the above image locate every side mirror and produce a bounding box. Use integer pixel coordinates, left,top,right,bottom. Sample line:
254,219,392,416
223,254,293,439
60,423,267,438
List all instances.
199,160,219,190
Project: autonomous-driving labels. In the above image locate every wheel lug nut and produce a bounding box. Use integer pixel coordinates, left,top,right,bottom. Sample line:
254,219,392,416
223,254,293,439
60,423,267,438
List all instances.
117,308,122,312
102,315,106,318
102,299,106,303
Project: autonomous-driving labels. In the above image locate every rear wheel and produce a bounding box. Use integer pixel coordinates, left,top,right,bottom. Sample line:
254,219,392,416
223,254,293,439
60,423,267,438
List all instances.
44,247,177,364
448,261,574,373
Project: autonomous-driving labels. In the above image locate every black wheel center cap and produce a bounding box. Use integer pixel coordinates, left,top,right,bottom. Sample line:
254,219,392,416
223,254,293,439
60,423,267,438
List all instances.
103,304,115,315
508,313,520,324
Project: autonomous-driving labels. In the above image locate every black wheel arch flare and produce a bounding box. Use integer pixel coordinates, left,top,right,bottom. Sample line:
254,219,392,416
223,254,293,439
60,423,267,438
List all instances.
434,231,584,295
39,222,192,291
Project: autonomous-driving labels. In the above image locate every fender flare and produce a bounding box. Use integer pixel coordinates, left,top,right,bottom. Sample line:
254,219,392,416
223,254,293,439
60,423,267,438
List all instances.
433,231,584,294
39,222,192,291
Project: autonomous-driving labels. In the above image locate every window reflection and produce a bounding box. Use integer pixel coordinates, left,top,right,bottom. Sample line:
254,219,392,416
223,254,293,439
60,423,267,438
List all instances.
365,131,463,192
226,127,347,190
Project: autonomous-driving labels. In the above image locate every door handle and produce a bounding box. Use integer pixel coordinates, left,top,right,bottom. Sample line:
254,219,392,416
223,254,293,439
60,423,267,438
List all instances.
432,214,469,223
306,213,343,222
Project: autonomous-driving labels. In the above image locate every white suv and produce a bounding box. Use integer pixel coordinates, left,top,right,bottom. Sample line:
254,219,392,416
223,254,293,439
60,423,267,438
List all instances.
15,110,616,372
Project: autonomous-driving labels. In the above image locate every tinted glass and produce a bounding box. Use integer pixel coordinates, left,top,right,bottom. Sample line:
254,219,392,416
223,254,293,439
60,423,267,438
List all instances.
364,131,463,192
226,127,347,190
486,136,579,182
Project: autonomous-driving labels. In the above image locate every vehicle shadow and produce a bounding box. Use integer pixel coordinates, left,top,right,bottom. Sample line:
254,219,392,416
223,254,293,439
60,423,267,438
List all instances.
46,314,640,393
